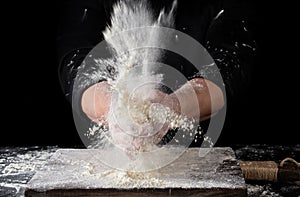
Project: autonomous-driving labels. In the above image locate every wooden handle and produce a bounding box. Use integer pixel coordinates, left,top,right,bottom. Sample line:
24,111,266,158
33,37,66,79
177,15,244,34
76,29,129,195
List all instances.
240,158,300,184
278,157,300,184
240,161,278,182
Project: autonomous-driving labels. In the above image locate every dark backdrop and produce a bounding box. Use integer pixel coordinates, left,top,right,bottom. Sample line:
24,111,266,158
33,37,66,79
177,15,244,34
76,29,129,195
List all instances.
1,1,299,147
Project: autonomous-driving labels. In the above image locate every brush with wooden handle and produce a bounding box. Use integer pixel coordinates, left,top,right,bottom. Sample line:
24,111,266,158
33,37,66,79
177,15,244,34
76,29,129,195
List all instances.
240,157,300,186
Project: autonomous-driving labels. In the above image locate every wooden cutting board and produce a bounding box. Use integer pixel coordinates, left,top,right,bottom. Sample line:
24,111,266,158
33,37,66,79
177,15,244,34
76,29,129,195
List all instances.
25,147,246,197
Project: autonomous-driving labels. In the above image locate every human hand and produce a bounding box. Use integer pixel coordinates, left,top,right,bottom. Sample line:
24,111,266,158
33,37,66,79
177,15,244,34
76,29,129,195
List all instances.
127,90,182,148
109,89,172,152
81,84,180,151
148,91,181,144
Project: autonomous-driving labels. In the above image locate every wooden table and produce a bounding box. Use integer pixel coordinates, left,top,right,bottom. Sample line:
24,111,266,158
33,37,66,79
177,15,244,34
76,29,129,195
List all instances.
25,147,246,197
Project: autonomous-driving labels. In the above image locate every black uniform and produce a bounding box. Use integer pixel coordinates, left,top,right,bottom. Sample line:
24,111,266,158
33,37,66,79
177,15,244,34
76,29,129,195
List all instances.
56,0,258,146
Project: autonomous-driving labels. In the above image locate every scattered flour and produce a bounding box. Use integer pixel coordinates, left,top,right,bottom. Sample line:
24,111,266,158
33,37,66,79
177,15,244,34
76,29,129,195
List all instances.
97,170,167,188
72,0,219,174
78,0,199,153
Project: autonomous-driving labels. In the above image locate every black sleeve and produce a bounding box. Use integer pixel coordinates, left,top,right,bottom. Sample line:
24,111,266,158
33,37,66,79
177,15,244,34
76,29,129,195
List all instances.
188,0,258,147
56,0,109,103
204,0,257,103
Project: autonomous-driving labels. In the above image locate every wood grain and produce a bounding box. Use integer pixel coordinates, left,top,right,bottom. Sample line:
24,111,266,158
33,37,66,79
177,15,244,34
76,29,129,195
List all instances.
25,188,246,197
25,147,246,197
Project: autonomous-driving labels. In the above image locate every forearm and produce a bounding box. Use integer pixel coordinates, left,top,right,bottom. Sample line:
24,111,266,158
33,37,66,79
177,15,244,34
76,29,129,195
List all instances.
168,78,224,121
81,81,111,123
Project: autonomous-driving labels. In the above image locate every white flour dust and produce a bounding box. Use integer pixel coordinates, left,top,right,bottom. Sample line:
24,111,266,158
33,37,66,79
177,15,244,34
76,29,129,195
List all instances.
93,170,167,188
77,0,204,158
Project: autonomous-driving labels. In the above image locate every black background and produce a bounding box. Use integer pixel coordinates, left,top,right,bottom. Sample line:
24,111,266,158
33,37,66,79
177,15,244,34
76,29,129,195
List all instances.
1,1,299,147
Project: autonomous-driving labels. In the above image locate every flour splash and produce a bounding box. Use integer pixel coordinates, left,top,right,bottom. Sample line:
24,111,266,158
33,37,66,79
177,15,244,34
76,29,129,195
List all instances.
76,0,202,158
